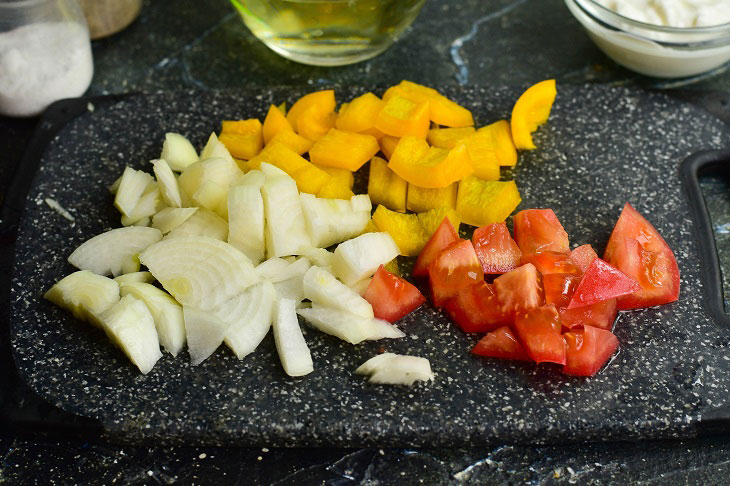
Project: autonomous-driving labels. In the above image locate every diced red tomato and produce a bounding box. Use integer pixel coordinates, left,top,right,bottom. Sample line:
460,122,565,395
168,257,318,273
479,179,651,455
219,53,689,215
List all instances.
513,305,566,365
543,274,579,308
567,258,639,309
413,217,459,278
471,222,522,274
428,239,484,307
513,209,570,255
562,325,619,376
570,244,598,273
493,263,544,315
363,265,426,322
521,251,580,275
603,203,680,310
472,326,531,361
443,281,509,333
558,299,617,331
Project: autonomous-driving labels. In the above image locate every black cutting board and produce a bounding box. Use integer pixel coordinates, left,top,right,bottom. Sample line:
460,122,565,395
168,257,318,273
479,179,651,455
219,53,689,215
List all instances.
8,85,730,447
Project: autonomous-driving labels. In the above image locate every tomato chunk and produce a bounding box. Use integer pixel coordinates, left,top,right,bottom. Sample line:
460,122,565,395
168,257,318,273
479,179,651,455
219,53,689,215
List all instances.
543,274,579,309
413,217,459,278
513,305,566,365
363,265,426,323
604,203,680,310
444,281,509,333
570,244,598,273
559,299,618,331
493,263,544,315
563,325,619,376
428,239,484,307
513,209,570,255
567,258,639,309
522,251,579,275
471,222,522,274
472,326,531,361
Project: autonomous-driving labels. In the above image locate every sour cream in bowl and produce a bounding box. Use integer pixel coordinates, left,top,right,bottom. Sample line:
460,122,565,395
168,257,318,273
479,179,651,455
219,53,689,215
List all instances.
565,0,730,78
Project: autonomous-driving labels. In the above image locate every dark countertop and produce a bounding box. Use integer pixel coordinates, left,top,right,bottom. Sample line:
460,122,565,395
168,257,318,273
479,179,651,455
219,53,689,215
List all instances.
2,0,730,483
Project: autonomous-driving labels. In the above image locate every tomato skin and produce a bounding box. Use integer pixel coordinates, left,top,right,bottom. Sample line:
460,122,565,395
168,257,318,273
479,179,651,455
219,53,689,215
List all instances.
472,326,531,361
444,281,509,333
413,217,459,278
559,299,617,331
567,257,640,309
513,305,566,365
493,263,544,315
570,244,598,273
472,222,522,274
513,209,570,255
521,251,579,275
562,325,619,376
428,239,484,307
543,274,579,309
363,265,426,322
604,203,680,310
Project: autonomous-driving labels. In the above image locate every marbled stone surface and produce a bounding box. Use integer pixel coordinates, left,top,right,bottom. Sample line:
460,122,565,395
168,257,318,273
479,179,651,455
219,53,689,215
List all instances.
2,0,730,483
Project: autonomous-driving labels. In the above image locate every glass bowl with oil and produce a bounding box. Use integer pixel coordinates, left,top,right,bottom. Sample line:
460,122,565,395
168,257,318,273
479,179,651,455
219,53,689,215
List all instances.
231,0,426,66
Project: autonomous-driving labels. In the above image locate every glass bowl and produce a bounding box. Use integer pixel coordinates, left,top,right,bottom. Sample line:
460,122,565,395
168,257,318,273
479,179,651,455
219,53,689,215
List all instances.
231,0,426,66
565,0,730,78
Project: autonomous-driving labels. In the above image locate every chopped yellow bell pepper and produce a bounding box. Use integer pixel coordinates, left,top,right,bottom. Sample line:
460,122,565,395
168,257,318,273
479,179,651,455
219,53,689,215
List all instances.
379,135,400,160
336,92,384,133
286,90,336,129
290,164,332,195
510,79,557,150
296,105,336,142
219,119,263,160
368,156,407,213
266,130,313,155
374,95,430,139
372,205,426,257
317,178,355,200
359,126,385,139
389,142,473,189
427,127,475,149
383,81,474,128
479,120,517,166
262,104,293,144
247,143,308,173
461,133,499,181
361,219,379,234
309,129,380,171
315,164,354,189
417,207,461,237
456,177,522,226
406,182,458,213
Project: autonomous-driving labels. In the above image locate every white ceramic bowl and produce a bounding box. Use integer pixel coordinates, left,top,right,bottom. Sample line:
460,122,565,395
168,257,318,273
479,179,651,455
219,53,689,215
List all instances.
565,0,730,78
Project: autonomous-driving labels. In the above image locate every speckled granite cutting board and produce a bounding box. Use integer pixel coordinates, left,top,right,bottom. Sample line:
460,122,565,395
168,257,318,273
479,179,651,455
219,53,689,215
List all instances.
9,86,730,447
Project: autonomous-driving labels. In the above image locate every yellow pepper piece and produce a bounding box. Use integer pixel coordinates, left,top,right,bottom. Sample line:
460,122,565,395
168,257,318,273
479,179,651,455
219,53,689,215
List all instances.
477,120,517,167
367,156,407,213
510,79,557,150
315,164,354,189
262,104,293,144
296,105,336,142
361,219,379,234
219,119,263,160
417,207,461,237
427,127,475,149
374,95,430,139
234,158,249,172
309,129,380,171
379,135,400,160
286,90,336,129
290,164,332,195
317,178,355,200
372,205,426,257
406,182,458,213
384,81,474,128
266,130,313,155
336,92,384,133
456,177,522,226
247,143,308,173
359,126,385,140
277,102,286,114
388,141,473,189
